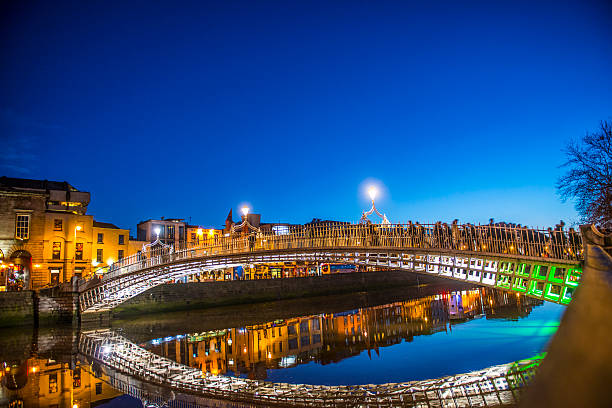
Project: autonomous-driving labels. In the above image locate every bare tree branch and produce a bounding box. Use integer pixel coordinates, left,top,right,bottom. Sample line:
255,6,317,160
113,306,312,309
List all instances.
557,119,612,227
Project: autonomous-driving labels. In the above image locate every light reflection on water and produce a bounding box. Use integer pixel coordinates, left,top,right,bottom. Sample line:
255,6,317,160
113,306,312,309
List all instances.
0,286,565,407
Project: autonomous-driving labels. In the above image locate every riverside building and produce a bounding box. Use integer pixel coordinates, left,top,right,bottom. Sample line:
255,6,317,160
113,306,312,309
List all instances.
0,177,133,290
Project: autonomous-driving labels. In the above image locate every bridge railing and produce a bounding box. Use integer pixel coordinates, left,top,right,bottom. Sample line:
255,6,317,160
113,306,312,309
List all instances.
100,223,583,282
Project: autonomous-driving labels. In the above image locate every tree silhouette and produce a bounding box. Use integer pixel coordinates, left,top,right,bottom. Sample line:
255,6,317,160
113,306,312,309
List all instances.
558,120,612,227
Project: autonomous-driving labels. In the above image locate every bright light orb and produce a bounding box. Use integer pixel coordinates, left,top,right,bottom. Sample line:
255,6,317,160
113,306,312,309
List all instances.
241,207,249,217
154,227,161,236
76,225,82,231
368,186,377,201
197,228,203,236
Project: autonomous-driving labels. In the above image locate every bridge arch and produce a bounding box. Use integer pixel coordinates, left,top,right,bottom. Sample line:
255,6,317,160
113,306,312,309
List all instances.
79,222,583,314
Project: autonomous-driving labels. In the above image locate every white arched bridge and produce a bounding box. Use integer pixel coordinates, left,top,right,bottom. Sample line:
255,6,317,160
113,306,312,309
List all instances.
79,223,583,314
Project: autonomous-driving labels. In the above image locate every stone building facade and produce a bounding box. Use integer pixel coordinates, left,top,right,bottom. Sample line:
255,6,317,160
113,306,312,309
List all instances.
0,177,132,290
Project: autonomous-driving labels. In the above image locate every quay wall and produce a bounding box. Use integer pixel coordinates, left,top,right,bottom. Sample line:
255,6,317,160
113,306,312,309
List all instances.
111,270,444,318
0,290,35,327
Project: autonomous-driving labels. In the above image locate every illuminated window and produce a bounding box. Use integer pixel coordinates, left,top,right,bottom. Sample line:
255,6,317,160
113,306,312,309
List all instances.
167,225,175,241
74,268,84,278
118,250,124,260
52,242,61,260
95,382,102,395
53,219,62,231
96,249,103,263
75,243,83,260
15,214,30,240
49,373,58,393
118,234,124,245
50,269,61,284
97,233,103,244
73,368,81,388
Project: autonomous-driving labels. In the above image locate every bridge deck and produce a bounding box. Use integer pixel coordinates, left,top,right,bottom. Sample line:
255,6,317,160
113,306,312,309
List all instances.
79,224,583,313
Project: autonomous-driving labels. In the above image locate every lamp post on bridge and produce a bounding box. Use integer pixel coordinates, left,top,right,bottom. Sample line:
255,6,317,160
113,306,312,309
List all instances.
360,186,390,225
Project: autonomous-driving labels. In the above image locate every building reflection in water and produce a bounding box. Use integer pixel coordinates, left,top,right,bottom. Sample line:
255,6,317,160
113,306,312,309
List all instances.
0,357,121,408
143,288,542,381
0,288,543,406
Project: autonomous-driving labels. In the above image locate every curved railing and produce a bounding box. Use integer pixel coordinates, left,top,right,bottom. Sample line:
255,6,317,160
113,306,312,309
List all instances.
101,223,583,283
80,329,543,407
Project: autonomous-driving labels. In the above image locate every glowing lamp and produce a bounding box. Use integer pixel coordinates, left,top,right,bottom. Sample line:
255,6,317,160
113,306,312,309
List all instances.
368,186,377,201
208,229,215,237
197,228,203,236
76,225,82,231
154,227,161,236
241,207,249,217
107,258,114,265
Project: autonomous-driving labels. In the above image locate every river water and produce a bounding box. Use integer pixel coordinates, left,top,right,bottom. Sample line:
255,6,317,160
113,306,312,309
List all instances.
0,284,565,407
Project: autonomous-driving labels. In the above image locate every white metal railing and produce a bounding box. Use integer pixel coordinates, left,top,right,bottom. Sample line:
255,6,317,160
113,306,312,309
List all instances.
98,223,583,283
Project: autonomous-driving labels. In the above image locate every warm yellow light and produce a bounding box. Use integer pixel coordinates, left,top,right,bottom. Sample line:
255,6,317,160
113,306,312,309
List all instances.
241,207,249,217
243,347,247,353
197,228,203,236
92,261,99,266
76,225,82,231
73,404,79,408
267,352,272,359
31,366,38,373
34,264,41,268
106,258,114,265
208,229,215,237
368,186,377,201
4,367,9,372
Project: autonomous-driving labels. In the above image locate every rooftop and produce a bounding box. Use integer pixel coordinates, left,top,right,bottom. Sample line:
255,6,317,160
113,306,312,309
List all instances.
93,221,122,230
0,176,83,192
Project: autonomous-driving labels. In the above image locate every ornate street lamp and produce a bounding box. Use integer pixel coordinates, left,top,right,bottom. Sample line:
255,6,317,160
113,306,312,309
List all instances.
360,186,390,224
230,206,260,234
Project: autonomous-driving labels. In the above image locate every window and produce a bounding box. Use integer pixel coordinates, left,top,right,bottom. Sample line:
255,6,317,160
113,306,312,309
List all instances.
97,233,103,243
118,234,125,245
15,214,30,240
191,233,196,240
52,242,61,260
74,268,84,279
75,243,83,260
179,226,185,240
53,219,62,231
50,269,61,284
118,250,124,260
97,249,103,263
95,382,102,395
49,373,58,393
167,225,175,240
73,368,81,388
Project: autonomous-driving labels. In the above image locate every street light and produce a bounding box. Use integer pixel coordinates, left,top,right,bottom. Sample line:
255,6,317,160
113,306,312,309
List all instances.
196,228,203,245
241,206,249,217
154,226,161,237
368,186,377,203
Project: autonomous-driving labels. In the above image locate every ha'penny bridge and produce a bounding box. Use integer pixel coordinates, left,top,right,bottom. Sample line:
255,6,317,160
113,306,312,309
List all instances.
69,217,612,407
79,222,584,314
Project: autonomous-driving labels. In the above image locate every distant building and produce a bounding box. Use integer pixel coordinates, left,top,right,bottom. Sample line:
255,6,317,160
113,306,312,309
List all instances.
137,218,188,248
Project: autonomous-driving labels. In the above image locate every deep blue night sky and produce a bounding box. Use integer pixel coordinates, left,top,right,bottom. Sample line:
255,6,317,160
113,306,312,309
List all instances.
1,0,611,233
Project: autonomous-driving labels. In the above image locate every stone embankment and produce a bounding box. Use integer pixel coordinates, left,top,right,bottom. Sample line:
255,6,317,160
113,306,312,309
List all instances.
110,270,443,317
0,270,451,327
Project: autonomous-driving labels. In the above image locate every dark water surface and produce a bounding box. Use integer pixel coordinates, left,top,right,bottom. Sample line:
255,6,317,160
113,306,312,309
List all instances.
0,284,565,407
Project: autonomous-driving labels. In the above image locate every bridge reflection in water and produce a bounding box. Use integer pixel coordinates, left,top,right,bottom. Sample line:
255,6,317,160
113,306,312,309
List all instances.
1,288,562,407
142,288,545,383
